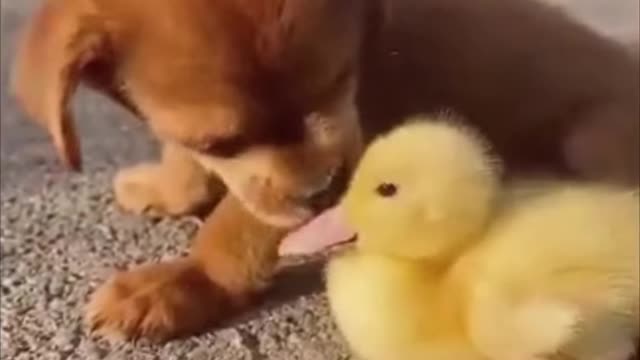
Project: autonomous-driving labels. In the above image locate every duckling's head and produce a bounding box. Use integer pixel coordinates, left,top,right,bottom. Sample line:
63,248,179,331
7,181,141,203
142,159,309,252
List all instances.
343,115,500,260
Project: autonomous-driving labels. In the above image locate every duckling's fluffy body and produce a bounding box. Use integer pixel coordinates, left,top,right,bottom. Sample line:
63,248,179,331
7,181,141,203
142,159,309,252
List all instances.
466,185,639,360
328,252,483,360
326,116,639,360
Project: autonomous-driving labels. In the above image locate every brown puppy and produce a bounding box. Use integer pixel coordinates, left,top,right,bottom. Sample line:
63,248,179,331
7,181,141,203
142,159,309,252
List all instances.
12,0,638,340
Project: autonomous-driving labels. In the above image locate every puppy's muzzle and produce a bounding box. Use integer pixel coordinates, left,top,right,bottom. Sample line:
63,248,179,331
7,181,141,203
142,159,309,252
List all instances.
289,165,350,213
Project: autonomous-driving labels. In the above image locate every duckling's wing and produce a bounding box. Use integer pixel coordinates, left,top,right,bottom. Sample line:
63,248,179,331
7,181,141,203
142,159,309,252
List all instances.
468,184,639,360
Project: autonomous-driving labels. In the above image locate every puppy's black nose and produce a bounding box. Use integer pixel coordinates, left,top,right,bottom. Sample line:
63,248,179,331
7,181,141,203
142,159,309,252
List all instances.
293,165,350,212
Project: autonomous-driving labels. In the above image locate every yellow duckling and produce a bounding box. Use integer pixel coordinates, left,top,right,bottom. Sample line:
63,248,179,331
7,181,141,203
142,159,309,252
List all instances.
294,115,639,360
327,116,499,360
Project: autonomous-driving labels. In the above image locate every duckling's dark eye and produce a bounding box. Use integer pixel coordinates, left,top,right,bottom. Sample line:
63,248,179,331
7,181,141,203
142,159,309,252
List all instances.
376,182,398,197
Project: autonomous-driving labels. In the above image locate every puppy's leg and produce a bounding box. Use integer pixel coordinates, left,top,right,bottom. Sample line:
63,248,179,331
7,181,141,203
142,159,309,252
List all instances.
85,194,287,341
114,143,224,217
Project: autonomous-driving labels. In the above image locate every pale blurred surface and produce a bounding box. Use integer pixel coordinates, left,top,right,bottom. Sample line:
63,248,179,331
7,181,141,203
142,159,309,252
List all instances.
545,0,638,43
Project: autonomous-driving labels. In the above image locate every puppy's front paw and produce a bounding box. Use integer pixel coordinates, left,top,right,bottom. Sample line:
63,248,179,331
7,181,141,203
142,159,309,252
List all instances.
114,163,219,218
114,164,164,217
85,260,232,341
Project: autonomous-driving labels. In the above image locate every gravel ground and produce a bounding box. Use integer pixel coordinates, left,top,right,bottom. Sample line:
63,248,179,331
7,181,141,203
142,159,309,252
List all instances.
1,1,637,360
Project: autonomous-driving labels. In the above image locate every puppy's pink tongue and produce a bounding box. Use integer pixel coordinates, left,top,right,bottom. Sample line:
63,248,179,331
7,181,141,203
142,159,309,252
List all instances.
279,206,356,256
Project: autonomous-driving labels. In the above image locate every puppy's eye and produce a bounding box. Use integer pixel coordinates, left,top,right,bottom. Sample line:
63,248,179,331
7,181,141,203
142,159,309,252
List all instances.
193,135,247,158
376,182,398,197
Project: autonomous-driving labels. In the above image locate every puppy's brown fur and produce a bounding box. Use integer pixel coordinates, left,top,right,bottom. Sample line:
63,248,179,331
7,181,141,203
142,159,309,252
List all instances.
12,0,639,340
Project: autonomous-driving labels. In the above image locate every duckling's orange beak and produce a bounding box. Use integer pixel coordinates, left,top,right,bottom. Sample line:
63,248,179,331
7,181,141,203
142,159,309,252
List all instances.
278,205,356,256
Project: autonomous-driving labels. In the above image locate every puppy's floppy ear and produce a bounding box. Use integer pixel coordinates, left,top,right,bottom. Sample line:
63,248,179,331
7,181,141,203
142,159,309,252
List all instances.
11,0,109,170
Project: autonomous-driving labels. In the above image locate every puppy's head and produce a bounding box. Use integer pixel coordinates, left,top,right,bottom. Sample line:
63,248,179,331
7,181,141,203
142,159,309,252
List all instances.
12,0,381,227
